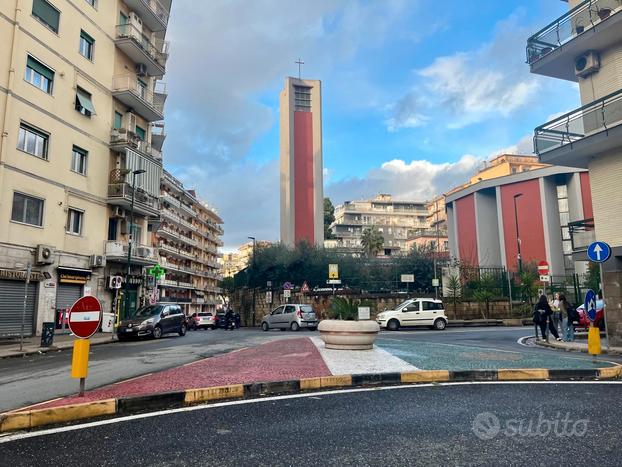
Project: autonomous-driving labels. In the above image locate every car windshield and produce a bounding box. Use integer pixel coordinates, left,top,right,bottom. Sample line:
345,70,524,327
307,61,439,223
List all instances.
395,300,414,311
300,305,314,313
132,305,163,318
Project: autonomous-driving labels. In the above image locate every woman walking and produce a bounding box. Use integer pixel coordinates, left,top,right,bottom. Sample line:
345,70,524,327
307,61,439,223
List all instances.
534,294,561,341
559,294,574,342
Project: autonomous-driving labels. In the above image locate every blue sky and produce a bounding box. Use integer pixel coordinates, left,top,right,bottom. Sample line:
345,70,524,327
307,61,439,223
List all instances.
163,0,579,249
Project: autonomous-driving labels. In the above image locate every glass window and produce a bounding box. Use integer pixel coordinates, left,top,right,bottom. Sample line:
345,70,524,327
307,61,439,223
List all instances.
75,87,96,117
114,111,123,130
556,184,568,198
66,208,83,234
79,30,94,60
25,56,54,93
271,306,284,315
284,305,296,314
421,301,439,311
11,192,44,226
17,123,48,159
85,0,96,7
135,126,146,141
71,146,87,175
32,0,60,33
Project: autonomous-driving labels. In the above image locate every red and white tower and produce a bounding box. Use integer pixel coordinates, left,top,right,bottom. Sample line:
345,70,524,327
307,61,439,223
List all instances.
280,77,324,247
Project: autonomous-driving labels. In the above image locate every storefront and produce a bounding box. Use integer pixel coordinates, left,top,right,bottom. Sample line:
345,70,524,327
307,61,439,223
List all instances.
0,269,42,337
55,267,91,330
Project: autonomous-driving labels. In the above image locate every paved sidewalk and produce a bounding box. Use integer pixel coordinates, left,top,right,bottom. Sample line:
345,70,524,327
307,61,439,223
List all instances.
0,332,116,359
536,338,622,355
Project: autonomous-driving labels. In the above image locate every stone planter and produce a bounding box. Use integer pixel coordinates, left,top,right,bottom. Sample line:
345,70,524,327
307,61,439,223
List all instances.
318,319,380,350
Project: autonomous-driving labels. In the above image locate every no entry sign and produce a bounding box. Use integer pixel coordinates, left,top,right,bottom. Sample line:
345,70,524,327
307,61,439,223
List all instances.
537,261,549,275
68,296,102,339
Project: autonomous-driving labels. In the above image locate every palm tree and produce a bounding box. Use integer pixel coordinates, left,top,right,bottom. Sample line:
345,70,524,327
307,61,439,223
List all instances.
361,226,384,257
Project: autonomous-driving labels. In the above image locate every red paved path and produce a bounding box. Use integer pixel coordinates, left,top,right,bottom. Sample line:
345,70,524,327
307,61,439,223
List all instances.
24,337,330,410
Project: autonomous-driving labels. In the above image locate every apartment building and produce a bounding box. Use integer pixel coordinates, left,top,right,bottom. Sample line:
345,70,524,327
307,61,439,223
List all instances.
330,195,428,255
468,154,548,185
156,171,223,315
527,0,622,345
0,0,172,336
221,240,272,278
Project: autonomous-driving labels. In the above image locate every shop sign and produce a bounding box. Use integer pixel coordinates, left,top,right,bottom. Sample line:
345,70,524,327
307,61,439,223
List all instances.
0,269,44,281
59,272,90,284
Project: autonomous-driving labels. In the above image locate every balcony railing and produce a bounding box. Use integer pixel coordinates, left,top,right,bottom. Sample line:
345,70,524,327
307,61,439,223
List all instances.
108,182,160,212
568,218,596,252
110,128,152,155
112,75,166,121
115,24,169,69
534,88,622,154
526,0,622,64
105,241,158,263
139,0,170,27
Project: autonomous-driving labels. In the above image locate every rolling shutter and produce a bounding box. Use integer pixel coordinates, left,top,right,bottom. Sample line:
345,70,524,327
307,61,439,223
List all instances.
0,280,37,337
56,283,82,310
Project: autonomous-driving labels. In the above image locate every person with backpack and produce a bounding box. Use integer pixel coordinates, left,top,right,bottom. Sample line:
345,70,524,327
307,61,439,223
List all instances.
534,294,561,341
559,294,576,342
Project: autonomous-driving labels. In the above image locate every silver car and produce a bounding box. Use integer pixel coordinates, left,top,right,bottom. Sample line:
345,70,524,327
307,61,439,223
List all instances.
261,304,318,331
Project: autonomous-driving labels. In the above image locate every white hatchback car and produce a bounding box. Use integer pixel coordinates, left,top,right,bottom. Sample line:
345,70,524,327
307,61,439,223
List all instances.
376,298,448,331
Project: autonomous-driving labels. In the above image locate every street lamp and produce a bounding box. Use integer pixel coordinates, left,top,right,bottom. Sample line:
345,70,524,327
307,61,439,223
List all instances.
513,193,523,274
123,169,146,320
248,236,256,327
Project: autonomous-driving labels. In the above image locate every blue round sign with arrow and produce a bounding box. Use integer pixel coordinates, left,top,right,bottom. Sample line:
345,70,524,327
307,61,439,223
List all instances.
584,289,597,322
587,241,611,263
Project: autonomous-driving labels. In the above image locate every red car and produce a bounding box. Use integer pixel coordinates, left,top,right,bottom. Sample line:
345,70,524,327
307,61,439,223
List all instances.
575,299,605,331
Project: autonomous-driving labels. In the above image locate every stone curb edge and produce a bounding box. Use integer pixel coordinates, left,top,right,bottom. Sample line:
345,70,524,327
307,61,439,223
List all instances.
2,366,620,434
535,339,621,356
0,338,117,360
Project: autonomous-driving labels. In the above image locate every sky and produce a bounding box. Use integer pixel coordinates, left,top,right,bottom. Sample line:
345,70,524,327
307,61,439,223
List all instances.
162,0,579,250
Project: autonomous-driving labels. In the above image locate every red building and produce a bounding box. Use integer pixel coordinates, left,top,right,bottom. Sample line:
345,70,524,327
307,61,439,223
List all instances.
446,166,593,276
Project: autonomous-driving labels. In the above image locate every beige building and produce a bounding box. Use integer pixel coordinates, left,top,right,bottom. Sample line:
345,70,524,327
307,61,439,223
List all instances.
468,154,548,185
527,0,622,344
330,195,428,255
0,0,172,336
156,171,223,315
222,240,271,278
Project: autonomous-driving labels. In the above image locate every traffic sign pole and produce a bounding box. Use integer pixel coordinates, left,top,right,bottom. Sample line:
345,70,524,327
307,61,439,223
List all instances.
68,296,102,397
587,242,611,351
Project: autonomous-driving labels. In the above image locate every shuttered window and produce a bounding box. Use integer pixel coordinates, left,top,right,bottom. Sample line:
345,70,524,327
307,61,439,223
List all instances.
75,87,96,117
25,55,54,93
32,0,60,33
79,30,94,60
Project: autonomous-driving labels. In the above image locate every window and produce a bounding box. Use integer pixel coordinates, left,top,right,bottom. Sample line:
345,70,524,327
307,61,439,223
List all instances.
135,125,146,141
85,0,96,7
114,111,123,130
18,123,49,159
25,56,54,93
75,87,96,117
66,208,83,235
32,0,60,33
71,145,87,175
79,30,94,60
284,305,296,314
293,85,311,111
11,192,44,226
108,218,118,240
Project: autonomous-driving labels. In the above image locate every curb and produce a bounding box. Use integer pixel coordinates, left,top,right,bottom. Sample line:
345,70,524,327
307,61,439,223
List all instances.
0,337,117,360
2,364,620,434
535,339,622,356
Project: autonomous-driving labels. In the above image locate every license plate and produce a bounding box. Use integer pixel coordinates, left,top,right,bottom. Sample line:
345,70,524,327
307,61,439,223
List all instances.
124,329,133,333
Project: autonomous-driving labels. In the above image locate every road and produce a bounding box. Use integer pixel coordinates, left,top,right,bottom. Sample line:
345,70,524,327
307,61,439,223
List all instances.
2,382,620,466
1,326,618,412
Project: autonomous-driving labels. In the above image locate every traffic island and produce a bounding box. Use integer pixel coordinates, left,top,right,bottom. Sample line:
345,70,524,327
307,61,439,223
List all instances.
318,320,379,350
535,338,622,355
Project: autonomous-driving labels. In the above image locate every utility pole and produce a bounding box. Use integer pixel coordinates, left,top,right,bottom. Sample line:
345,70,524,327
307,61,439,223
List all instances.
19,263,32,352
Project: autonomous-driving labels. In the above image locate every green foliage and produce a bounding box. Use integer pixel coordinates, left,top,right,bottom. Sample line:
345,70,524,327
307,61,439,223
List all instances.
446,274,461,319
518,268,539,305
585,262,601,294
220,276,234,293
328,297,358,320
361,226,384,257
472,273,496,319
324,198,335,240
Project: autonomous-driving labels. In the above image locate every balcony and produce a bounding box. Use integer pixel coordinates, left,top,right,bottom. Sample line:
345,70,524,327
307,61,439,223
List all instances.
569,218,597,259
534,88,622,167
112,75,166,122
158,225,198,247
108,181,160,217
110,128,153,157
159,243,195,260
160,279,194,289
123,0,170,32
526,0,622,81
114,24,168,77
150,122,166,151
105,241,158,265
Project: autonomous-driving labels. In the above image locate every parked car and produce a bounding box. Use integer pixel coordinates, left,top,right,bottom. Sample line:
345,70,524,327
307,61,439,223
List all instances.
117,304,187,340
216,310,240,329
189,312,217,330
376,298,448,331
575,299,605,331
261,304,318,331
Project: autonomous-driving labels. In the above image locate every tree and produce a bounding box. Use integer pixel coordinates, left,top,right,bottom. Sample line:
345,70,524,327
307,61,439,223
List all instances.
446,274,461,320
472,273,496,319
324,197,335,240
361,226,384,257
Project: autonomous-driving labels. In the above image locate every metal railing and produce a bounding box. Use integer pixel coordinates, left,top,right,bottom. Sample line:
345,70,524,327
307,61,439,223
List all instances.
534,87,622,154
107,182,159,211
526,0,621,64
115,24,169,68
110,128,152,155
112,75,165,115
140,0,170,26
105,241,157,261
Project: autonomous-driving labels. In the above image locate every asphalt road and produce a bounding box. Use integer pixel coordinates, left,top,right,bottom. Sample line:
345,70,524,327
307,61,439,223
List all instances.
0,328,298,412
2,382,620,466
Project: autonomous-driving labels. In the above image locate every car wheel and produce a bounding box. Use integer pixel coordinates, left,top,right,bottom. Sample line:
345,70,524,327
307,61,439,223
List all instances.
179,323,187,336
308,327,317,331
291,322,300,332
261,322,269,332
433,318,447,330
209,325,215,330
152,325,162,339
387,319,400,331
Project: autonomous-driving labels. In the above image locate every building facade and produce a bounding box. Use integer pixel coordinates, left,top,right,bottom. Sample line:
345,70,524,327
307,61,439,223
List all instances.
0,0,172,336
280,77,323,248
527,0,622,344
468,154,549,185
156,171,223,315
221,240,271,278
330,195,429,255
446,167,593,276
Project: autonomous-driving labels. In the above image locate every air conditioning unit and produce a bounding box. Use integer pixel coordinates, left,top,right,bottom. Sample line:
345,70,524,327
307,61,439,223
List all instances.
125,112,137,133
120,220,129,235
129,12,143,31
575,51,600,78
36,244,55,265
136,63,147,77
137,247,150,258
90,255,106,268
112,206,125,218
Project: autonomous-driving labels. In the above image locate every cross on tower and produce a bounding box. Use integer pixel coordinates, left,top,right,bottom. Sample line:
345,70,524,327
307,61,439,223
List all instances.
295,58,304,79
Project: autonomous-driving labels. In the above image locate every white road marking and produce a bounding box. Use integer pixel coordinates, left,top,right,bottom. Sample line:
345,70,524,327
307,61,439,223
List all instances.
2,381,621,444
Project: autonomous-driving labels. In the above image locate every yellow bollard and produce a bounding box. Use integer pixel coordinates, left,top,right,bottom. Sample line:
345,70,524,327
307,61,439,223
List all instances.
71,339,90,379
587,325,601,356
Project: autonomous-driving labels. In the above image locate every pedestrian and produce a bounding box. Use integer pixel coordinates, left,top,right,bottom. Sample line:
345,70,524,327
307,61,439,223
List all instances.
550,292,562,335
559,294,575,342
534,294,561,341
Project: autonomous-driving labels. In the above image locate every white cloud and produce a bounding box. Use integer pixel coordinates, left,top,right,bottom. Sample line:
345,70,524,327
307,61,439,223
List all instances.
489,133,535,157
